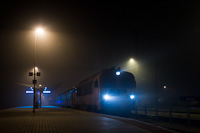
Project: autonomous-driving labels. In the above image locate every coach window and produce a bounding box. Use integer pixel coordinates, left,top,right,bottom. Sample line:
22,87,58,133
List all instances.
77,87,82,96
67,93,71,100
83,81,93,95
94,80,98,88
89,81,93,94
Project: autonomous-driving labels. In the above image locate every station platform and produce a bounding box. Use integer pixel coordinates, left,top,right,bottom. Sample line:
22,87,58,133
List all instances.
0,106,175,133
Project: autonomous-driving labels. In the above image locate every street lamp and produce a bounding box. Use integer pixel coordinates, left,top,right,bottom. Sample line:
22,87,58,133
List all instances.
130,58,135,63
32,27,44,113
36,28,44,34
125,58,137,70
35,67,38,71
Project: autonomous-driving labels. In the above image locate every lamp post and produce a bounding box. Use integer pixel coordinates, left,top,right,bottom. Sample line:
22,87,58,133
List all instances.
38,84,42,108
32,28,44,113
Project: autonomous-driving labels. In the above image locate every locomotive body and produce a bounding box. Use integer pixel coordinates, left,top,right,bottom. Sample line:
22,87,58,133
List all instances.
54,67,136,114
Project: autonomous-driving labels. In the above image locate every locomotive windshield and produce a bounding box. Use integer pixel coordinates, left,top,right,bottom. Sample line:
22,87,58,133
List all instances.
100,71,136,94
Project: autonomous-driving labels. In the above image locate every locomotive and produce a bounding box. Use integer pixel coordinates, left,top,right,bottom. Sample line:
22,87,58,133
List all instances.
53,67,136,115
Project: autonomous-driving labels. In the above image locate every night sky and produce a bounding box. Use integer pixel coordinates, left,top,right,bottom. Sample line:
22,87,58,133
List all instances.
1,1,200,108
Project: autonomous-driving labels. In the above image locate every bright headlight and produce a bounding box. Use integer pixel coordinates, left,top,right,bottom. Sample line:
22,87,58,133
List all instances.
103,94,111,100
130,95,135,99
116,71,121,76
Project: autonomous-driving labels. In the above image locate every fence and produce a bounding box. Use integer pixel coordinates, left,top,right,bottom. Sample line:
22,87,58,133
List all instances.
133,106,200,126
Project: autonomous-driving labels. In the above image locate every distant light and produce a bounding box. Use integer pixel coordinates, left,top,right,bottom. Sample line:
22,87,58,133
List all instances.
43,91,51,94
103,94,111,100
130,58,134,63
44,87,47,90
164,86,167,89
36,28,44,35
30,87,33,90
130,95,135,99
26,91,34,94
37,91,40,95
39,84,42,87
35,67,38,70
116,71,121,76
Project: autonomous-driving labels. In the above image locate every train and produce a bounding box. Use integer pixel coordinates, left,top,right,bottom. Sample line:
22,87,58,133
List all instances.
52,67,136,115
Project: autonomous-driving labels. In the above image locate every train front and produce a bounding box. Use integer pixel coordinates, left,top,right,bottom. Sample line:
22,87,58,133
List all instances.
100,68,136,115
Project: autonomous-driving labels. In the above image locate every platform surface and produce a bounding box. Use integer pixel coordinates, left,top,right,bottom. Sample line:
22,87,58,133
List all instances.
0,107,174,133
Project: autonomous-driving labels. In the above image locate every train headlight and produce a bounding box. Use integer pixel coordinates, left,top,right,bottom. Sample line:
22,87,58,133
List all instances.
116,71,121,76
130,95,135,99
103,94,111,100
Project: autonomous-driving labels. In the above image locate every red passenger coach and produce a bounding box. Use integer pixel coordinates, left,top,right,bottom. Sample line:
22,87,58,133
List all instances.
56,67,136,115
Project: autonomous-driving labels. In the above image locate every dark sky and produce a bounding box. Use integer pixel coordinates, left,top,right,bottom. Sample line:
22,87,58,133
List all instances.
1,1,200,108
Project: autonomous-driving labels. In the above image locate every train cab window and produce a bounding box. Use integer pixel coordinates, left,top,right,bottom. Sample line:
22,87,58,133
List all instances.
120,78,134,88
94,80,98,88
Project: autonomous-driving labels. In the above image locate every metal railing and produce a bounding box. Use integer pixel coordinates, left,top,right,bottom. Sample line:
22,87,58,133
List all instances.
133,106,200,126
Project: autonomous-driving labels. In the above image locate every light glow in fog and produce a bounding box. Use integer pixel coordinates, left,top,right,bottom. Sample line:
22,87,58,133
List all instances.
116,71,121,76
130,95,135,99
103,94,111,100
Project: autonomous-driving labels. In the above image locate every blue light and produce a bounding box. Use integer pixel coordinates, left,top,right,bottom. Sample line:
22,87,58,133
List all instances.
44,87,47,90
116,71,121,76
16,106,33,108
103,94,111,100
130,95,135,99
26,91,33,94
42,106,60,108
30,87,33,90
69,90,74,92
43,91,51,94
17,106,60,109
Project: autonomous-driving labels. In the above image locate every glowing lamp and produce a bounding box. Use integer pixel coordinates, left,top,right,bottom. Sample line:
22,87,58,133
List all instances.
35,67,38,70
103,94,111,100
43,91,51,94
36,28,44,34
130,95,135,99
130,58,134,63
116,71,121,76
26,91,34,94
